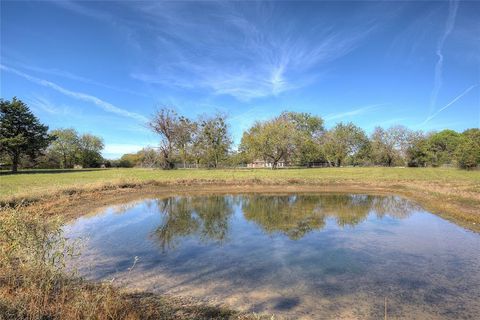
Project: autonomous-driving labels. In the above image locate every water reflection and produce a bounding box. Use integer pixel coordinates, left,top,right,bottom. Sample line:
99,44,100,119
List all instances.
154,194,417,245
154,196,233,250
65,194,480,319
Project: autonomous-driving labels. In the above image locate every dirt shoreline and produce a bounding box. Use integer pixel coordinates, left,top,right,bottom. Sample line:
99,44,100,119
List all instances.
7,179,479,233
3,180,479,319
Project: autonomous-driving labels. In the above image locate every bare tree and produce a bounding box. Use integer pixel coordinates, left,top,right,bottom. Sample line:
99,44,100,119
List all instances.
149,108,179,169
370,126,410,167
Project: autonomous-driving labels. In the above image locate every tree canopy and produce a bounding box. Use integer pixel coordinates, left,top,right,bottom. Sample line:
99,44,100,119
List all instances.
0,97,53,172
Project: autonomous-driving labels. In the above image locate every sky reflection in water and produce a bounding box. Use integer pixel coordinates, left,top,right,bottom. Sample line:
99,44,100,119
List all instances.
65,194,480,319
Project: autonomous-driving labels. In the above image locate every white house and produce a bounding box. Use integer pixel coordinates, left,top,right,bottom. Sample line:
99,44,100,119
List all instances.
247,159,286,168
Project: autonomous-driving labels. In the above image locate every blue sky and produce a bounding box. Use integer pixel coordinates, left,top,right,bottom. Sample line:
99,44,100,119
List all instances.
1,0,479,159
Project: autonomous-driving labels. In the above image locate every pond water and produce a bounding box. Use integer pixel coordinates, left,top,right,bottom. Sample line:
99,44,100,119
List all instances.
64,194,480,319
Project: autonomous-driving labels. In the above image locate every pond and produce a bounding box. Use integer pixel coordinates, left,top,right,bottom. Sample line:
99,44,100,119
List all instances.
64,194,480,319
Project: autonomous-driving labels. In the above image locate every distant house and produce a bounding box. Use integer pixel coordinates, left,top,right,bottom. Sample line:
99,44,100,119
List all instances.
307,161,330,168
247,159,286,168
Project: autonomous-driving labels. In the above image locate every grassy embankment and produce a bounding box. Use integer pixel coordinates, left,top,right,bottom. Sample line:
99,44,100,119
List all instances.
1,167,479,320
0,206,257,320
1,167,479,228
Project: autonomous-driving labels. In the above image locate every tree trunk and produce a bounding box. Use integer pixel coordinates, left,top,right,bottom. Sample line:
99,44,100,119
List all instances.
272,160,277,170
11,153,19,173
336,158,341,167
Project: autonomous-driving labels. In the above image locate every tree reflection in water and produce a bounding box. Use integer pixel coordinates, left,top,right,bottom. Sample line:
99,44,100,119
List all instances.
154,195,234,251
154,194,418,249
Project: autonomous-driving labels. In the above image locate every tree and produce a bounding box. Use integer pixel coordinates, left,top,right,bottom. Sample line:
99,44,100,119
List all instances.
370,126,410,166
225,150,250,167
240,116,297,169
198,114,231,168
49,128,80,168
190,132,207,168
425,129,462,166
117,153,139,168
456,129,480,169
138,147,162,168
319,122,369,167
0,97,54,172
280,111,324,165
175,116,197,168
280,111,324,136
114,148,162,168
149,109,180,169
78,134,104,167
405,131,429,167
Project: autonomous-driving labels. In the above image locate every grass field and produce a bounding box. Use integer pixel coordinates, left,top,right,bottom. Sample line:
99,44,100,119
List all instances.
2,167,479,198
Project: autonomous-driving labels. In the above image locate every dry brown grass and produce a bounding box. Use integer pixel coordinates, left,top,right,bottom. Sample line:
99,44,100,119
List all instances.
0,206,271,320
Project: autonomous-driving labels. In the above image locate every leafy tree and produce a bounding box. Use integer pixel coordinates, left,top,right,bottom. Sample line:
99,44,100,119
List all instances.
280,111,324,136
425,129,462,166
49,128,80,168
34,151,62,169
117,153,139,167
319,122,369,167
190,132,207,168
225,150,250,167
78,134,104,167
405,131,429,167
0,97,54,172
456,129,480,169
175,116,197,168
240,116,297,169
198,114,231,168
280,111,324,165
115,148,162,168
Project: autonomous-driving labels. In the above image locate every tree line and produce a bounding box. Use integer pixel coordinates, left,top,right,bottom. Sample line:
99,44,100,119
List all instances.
1,97,479,172
240,111,479,169
1,98,104,171
131,108,479,170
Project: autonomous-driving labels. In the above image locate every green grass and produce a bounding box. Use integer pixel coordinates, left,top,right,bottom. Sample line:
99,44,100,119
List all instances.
1,167,479,200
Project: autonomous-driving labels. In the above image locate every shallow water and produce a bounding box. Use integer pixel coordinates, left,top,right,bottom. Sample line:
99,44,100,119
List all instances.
65,194,480,319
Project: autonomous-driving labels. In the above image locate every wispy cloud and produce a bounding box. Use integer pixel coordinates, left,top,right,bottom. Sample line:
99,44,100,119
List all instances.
1,64,148,123
50,0,113,23
125,1,380,101
422,84,477,125
46,1,384,101
430,0,459,114
28,95,60,114
17,63,148,97
324,104,386,121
